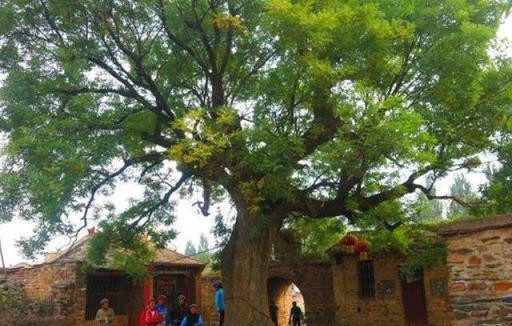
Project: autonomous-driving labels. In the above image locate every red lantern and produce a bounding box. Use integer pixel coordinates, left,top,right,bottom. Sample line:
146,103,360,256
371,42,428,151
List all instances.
355,240,370,261
341,234,358,246
341,234,358,254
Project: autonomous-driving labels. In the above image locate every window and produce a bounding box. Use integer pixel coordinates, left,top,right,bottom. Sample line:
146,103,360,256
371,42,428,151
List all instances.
359,261,375,298
85,273,131,320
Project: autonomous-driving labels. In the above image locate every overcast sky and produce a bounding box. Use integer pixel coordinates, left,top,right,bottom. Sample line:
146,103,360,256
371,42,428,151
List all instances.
0,14,511,267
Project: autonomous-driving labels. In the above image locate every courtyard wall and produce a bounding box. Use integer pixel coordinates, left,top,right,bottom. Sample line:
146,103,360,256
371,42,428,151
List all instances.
440,215,512,326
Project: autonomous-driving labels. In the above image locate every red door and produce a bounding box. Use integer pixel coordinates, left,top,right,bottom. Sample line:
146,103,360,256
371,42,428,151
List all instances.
401,271,428,326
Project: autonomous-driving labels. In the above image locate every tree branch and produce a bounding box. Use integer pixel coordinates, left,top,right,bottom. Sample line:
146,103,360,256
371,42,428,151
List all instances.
413,183,472,208
130,171,193,230
80,152,164,229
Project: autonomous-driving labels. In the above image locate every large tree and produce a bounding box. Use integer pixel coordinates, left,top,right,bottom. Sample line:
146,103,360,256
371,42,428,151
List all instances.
1,0,512,324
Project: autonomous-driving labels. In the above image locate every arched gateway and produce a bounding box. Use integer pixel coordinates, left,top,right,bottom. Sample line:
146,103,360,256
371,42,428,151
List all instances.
268,261,337,326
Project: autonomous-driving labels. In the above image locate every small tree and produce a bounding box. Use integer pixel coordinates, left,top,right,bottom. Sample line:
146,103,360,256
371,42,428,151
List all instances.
196,233,211,262
185,240,197,257
447,174,476,219
475,139,512,215
411,186,444,223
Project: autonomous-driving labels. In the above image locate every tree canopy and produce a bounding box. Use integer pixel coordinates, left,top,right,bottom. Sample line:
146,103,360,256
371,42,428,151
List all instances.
1,0,511,253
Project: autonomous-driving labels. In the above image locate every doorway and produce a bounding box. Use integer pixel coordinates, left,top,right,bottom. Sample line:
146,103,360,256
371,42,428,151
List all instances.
153,274,194,305
400,270,428,326
267,277,306,326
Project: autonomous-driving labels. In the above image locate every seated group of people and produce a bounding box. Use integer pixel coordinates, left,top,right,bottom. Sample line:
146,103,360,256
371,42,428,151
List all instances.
95,294,203,326
140,294,203,326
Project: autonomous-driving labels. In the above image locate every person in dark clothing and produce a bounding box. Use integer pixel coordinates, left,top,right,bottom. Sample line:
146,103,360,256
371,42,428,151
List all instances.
179,304,203,326
170,295,188,326
289,301,303,326
269,300,278,326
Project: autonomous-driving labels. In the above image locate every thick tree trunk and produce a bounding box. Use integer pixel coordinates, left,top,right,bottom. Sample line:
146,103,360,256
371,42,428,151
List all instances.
221,206,278,326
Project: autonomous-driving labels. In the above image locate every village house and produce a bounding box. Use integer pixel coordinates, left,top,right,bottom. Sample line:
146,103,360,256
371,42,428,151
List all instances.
2,215,512,326
2,228,206,326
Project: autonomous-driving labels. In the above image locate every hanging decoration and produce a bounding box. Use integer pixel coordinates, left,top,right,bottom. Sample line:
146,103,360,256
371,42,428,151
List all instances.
341,234,358,254
355,240,370,261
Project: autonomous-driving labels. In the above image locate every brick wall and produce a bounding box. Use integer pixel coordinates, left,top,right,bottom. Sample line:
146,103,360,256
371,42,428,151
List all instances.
5,262,85,323
333,255,406,326
5,262,80,301
200,274,222,325
330,254,453,326
442,217,512,326
5,262,130,326
423,265,454,326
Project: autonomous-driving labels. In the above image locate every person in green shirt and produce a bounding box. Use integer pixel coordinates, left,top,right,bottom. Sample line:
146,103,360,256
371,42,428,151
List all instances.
96,298,115,326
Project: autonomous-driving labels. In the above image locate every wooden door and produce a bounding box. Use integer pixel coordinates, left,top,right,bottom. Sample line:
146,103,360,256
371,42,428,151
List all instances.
401,271,428,326
153,274,194,305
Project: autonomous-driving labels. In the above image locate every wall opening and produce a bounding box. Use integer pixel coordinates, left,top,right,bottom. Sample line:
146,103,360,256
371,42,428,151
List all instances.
85,272,131,320
267,277,306,326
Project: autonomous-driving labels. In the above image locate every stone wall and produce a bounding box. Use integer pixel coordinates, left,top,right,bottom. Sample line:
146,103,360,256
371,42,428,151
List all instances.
5,262,84,323
441,216,512,326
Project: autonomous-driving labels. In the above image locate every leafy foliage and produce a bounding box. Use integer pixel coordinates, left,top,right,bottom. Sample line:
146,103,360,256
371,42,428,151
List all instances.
361,225,447,276
409,193,444,223
288,216,346,258
474,139,512,215
84,221,163,278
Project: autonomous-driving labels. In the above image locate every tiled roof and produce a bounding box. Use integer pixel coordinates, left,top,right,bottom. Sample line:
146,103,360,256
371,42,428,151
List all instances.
44,233,206,267
153,248,206,266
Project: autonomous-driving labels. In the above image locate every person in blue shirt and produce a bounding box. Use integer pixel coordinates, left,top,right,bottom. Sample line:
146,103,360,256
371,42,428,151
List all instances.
155,295,171,326
179,304,203,326
214,281,225,326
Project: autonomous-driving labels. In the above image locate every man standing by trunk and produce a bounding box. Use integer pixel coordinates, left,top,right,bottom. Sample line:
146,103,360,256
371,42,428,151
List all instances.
213,282,225,326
